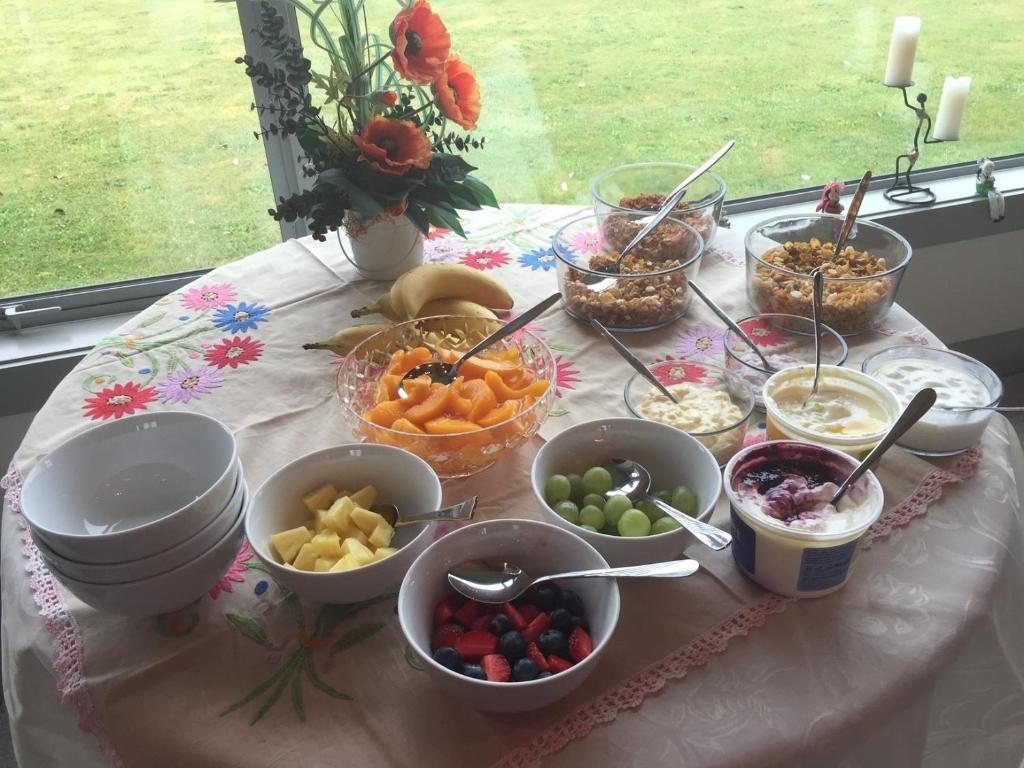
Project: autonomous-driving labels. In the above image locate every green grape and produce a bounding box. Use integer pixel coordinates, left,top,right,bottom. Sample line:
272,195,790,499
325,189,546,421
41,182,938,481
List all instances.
567,473,585,502
553,500,579,524
581,466,613,495
670,485,698,517
602,494,632,526
617,508,652,537
579,524,599,533
578,504,606,530
601,523,620,536
636,499,662,524
654,489,673,504
545,474,572,505
651,516,682,535
582,493,606,510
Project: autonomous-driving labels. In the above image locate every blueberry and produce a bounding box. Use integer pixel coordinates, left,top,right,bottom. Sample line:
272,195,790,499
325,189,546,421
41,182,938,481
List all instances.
569,615,590,633
536,671,553,679
489,614,513,636
560,589,584,616
498,630,526,660
461,663,486,680
535,584,559,612
433,646,461,672
548,608,572,632
513,658,538,682
537,629,567,657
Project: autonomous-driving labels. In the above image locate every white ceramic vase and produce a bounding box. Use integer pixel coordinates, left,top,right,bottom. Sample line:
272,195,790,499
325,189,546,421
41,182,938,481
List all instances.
341,213,425,281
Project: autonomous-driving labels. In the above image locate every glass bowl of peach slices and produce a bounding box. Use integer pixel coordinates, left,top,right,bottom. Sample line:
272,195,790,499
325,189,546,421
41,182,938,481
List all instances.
338,316,556,478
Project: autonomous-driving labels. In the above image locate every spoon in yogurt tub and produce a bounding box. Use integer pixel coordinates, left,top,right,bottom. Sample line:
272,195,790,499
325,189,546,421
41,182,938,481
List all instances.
590,320,679,403
801,267,826,410
830,387,937,505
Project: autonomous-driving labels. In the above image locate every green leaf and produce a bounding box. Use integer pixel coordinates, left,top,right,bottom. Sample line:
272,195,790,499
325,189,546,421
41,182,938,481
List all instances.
403,204,430,235
219,652,301,718
404,644,425,671
304,655,353,700
422,204,465,237
137,312,165,329
316,169,385,218
297,127,325,155
549,408,570,417
116,353,134,368
424,153,476,184
329,622,384,656
461,175,499,208
447,186,482,212
290,672,306,722
315,593,395,638
226,613,274,648
547,343,576,353
251,672,291,725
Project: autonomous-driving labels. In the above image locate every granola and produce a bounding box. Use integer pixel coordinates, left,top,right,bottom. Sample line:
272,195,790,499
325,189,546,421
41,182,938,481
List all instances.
618,192,715,244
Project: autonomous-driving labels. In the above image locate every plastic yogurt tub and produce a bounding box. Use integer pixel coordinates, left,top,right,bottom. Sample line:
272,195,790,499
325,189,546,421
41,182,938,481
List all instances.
762,364,900,458
861,346,1002,456
724,440,884,598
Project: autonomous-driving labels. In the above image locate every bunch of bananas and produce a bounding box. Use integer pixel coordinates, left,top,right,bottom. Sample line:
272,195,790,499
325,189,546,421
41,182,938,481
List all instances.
303,264,515,356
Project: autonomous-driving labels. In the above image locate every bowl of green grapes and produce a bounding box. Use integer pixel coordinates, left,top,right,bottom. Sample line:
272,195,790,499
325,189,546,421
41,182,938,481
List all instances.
530,418,722,566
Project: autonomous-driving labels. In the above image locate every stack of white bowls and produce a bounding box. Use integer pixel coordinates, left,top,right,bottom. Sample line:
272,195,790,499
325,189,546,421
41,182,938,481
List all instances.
21,412,247,617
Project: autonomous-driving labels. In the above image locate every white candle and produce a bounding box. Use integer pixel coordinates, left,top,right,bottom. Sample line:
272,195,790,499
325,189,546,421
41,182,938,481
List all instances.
883,16,921,87
932,76,971,141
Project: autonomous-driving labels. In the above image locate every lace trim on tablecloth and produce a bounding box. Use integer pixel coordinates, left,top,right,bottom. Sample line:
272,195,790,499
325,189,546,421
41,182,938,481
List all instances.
3,463,126,768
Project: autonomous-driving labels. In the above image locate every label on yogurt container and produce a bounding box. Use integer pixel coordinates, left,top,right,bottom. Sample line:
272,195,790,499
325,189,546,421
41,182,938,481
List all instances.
730,507,757,575
796,540,859,592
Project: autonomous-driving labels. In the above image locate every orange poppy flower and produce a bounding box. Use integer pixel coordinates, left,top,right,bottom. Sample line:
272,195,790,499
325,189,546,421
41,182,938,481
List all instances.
353,116,432,176
389,0,451,84
432,55,481,131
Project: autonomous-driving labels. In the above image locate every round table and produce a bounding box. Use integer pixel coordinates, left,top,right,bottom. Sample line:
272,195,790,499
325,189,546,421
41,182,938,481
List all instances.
4,205,1024,768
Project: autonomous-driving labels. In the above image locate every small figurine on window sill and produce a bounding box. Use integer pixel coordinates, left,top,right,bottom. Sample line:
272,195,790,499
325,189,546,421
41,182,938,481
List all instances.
976,158,1006,222
816,180,846,214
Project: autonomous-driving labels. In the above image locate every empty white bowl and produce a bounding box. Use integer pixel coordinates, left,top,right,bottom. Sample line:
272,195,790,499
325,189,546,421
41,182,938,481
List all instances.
35,474,248,585
399,519,619,713
531,418,723,566
246,444,443,604
22,412,239,564
50,501,247,617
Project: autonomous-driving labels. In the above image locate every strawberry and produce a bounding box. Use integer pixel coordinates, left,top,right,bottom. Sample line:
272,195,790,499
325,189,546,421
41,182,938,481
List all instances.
469,614,493,632
547,654,573,674
431,622,465,652
454,630,499,661
481,654,511,683
433,596,461,626
568,627,593,663
454,599,480,627
519,604,540,623
526,642,549,672
479,602,502,616
502,601,527,631
521,612,550,644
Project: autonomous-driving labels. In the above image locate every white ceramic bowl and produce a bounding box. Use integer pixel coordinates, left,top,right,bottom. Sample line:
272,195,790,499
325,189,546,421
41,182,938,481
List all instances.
50,501,247,617
531,418,723,566
399,519,620,713
22,412,239,564
246,444,443,604
34,474,248,585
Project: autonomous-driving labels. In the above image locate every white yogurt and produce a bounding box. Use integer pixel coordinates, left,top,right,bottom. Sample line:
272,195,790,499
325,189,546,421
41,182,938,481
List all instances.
637,383,746,463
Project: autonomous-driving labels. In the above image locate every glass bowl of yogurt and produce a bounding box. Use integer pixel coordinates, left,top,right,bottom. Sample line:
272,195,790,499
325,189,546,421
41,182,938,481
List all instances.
724,313,849,409
762,364,900,458
861,346,1002,456
724,440,884,598
624,360,755,466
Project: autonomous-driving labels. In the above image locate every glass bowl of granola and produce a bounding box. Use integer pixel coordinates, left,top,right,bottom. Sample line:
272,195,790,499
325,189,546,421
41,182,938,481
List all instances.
552,211,705,332
591,162,726,247
745,214,912,335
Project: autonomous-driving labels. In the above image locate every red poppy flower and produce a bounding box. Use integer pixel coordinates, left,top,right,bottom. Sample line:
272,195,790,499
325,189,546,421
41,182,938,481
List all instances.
372,90,399,107
389,0,451,84
83,381,157,421
432,55,481,130
204,336,264,370
386,200,408,217
353,116,432,176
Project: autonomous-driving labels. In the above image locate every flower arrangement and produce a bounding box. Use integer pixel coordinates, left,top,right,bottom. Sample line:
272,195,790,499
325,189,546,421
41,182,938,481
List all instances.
237,0,497,240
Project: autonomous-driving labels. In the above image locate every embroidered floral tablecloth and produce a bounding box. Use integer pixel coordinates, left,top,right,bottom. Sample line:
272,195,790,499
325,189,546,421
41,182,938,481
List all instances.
3,205,1023,768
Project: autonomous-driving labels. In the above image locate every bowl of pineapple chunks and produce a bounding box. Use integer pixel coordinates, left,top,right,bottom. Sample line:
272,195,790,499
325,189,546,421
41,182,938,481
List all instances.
246,443,442,603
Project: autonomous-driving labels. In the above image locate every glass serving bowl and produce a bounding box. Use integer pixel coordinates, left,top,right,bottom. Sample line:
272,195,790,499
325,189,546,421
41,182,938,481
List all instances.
623,360,755,466
591,162,726,247
724,313,849,409
552,211,704,332
337,316,556,479
744,214,912,335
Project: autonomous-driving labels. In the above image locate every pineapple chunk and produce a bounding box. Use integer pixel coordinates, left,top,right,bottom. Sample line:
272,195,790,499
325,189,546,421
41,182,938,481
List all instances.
310,531,345,559
313,557,338,572
302,483,339,514
348,485,378,510
329,553,361,572
270,526,312,564
340,537,375,566
319,496,356,535
368,520,395,550
349,528,371,547
292,542,319,572
371,547,396,562
351,507,386,536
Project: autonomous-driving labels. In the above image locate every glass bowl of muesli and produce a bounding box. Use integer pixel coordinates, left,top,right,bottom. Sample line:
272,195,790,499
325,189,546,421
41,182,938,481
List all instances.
744,214,912,336
552,211,704,332
591,162,726,247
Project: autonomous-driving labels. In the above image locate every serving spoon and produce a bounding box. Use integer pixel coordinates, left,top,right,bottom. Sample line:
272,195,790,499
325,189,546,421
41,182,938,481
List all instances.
833,170,872,254
447,559,700,604
374,496,478,528
687,280,773,371
830,388,937,505
590,319,678,403
801,268,826,409
601,458,732,550
398,292,561,398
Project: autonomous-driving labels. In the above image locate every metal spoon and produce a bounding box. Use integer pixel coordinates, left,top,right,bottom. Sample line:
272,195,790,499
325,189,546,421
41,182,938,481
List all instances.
447,558,700,604
830,388,937,505
374,496,477,528
687,280,773,371
590,319,678,403
602,458,732,550
398,292,561,397
833,170,872,254
801,268,825,409
944,405,1024,412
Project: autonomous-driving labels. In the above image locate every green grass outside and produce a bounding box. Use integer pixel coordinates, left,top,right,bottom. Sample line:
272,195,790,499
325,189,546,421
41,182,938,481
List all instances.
2,0,1021,296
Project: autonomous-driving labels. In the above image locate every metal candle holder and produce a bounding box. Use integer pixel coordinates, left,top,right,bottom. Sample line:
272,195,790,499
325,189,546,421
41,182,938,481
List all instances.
883,84,952,206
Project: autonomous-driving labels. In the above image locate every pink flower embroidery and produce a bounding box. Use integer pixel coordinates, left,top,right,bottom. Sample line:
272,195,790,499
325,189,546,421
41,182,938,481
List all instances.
676,325,725,361
650,359,709,386
426,225,451,241
155,367,224,404
209,540,254,599
570,229,603,255
181,283,237,311
461,248,511,270
742,318,787,347
554,355,581,398
425,239,466,263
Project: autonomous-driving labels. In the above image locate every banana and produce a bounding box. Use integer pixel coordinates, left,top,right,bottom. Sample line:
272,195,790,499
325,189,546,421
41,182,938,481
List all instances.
389,264,514,319
302,323,391,356
415,298,498,320
350,293,402,321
